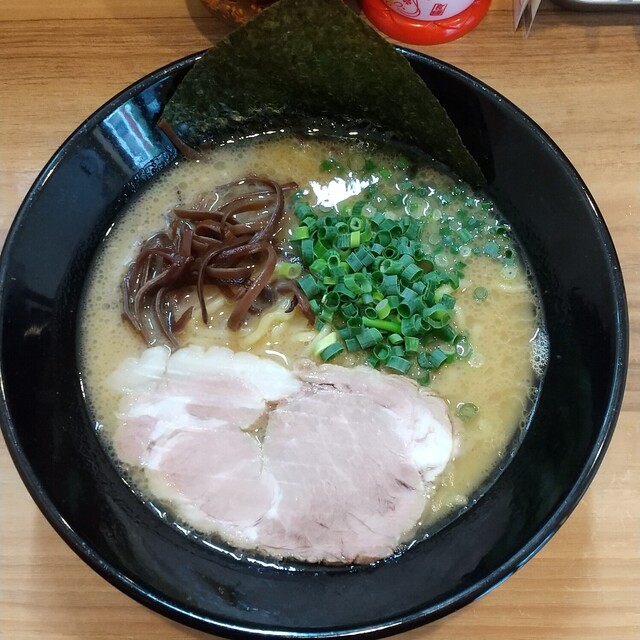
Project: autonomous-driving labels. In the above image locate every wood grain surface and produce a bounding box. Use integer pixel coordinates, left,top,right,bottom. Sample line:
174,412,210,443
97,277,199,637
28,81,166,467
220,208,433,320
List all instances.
1,1,638,638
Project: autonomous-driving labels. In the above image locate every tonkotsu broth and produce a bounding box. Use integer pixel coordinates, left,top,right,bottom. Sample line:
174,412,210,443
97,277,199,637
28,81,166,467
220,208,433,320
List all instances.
80,133,545,548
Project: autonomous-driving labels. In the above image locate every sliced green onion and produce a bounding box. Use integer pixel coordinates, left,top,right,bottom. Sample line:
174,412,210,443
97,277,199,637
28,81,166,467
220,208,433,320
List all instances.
355,246,375,267
338,327,352,340
398,297,422,318
323,291,341,311
380,259,403,275
294,202,313,219
404,336,420,353
317,226,336,242
375,298,391,319
436,325,458,343
325,253,341,269
314,239,330,259
376,230,392,247
320,341,343,361
401,314,423,336
387,295,401,309
291,226,310,241
362,317,402,333
344,337,360,353
429,347,449,369
336,234,352,250
439,344,457,363
457,228,473,244
344,272,372,295
309,299,322,315
483,241,500,258
373,343,390,362
274,261,302,279
382,245,398,259
344,252,362,273
298,274,323,298
347,316,363,332
312,331,339,357
379,218,402,236
423,304,451,329
357,327,384,349
456,402,479,420
434,284,454,303
398,253,414,268
381,274,400,296
440,293,456,309
474,286,489,301
333,282,357,300
318,307,335,323
364,306,378,320
351,200,366,216
300,238,315,265
309,258,328,277
340,302,358,318
401,263,423,284
320,158,342,173
386,355,411,374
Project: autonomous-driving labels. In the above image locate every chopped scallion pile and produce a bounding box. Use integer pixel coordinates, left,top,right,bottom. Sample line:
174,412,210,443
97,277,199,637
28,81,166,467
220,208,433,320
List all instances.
290,154,519,382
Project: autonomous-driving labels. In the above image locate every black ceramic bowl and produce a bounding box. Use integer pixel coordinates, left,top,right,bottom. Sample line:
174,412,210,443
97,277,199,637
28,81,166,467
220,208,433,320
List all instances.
0,49,628,638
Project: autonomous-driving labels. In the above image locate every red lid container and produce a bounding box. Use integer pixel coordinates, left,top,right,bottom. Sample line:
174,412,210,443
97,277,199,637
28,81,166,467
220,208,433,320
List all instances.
361,0,491,45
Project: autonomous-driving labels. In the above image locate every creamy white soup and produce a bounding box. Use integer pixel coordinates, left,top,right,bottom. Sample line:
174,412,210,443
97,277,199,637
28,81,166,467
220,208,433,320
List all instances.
79,133,547,562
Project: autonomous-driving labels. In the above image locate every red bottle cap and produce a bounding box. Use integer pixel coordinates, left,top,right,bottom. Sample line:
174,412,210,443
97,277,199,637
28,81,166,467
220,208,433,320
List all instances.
361,0,491,45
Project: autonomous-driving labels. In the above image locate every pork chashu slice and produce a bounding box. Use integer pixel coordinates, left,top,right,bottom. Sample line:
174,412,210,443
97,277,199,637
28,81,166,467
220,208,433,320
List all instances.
110,345,453,563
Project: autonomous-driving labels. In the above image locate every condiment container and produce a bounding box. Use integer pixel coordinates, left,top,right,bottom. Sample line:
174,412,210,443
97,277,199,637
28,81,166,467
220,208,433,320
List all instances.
360,0,491,44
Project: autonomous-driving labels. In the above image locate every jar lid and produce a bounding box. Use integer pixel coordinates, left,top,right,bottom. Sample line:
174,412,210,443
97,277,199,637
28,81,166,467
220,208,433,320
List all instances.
361,0,491,45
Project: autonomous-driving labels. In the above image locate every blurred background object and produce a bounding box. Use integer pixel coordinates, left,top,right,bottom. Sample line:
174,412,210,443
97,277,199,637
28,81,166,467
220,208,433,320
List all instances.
200,0,274,24
200,0,361,24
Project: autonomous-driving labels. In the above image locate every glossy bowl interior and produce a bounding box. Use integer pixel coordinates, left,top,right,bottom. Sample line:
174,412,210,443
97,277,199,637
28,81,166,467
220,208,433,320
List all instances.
0,49,628,638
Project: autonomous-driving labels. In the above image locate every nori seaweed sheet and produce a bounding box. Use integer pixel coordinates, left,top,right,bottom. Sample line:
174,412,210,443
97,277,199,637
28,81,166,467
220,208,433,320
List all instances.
161,0,484,185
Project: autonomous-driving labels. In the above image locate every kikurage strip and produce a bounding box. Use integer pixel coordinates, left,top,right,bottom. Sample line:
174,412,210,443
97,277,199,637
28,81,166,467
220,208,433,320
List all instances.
121,177,311,349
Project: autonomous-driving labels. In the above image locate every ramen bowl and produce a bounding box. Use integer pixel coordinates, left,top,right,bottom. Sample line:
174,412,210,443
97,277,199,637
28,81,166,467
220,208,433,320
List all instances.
0,49,628,637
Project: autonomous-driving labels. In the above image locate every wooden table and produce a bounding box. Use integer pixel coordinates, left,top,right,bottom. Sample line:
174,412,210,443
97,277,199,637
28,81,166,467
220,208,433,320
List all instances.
1,1,638,638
